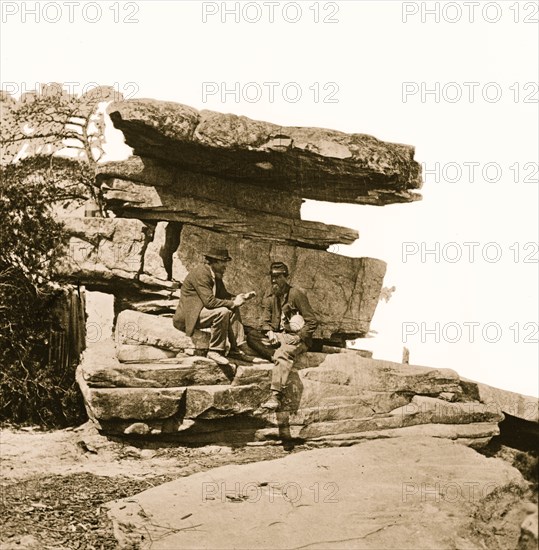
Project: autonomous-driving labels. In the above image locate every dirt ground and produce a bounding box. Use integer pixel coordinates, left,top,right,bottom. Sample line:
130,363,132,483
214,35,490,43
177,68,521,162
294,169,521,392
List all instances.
0,422,307,549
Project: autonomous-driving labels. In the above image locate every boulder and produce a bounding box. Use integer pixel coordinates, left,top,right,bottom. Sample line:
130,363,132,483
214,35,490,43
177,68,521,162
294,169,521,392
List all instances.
115,309,210,351
107,99,422,206
174,225,386,339
81,356,234,388
106,438,525,550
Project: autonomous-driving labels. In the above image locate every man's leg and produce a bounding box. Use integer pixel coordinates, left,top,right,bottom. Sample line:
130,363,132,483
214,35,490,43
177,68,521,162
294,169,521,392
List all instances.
246,329,276,361
228,308,246,348
263,333,307,409
271,333,307,393
198,307,230,351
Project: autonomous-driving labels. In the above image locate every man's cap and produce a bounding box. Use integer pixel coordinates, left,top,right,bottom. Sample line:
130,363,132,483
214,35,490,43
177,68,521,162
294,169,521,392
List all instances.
205,247,232,261
270,261,289,276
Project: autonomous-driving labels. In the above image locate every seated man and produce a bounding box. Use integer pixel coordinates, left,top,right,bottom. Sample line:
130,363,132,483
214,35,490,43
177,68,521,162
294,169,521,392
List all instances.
173,247,253,365
247,262,318,410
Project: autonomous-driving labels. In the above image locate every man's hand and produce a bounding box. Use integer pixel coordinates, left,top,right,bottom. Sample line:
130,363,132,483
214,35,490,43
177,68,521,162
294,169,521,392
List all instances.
232,294,246,308
232,291,256,309
266,330,278,345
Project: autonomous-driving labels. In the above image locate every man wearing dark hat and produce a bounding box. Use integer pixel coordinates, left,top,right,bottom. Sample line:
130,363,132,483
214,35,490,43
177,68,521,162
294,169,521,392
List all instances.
247,261,318,410
173,247,254,365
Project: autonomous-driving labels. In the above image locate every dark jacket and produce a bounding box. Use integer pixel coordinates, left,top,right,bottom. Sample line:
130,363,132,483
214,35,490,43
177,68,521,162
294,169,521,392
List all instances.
261,285,318,345
173,264,234,336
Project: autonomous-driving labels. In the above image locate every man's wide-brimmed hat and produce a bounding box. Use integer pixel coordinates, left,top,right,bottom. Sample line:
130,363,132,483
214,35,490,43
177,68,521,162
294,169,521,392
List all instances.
270,261,289,276
204,247,232,261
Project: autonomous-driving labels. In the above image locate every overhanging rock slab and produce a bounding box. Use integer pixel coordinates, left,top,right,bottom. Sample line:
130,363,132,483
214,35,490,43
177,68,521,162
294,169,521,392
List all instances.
115,191,358,248
97,156,304,219
107,99,422,206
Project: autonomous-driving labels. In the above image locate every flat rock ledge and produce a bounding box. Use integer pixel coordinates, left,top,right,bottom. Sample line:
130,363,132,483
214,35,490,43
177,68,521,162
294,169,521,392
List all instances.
77,338,507,448
106,437,528,550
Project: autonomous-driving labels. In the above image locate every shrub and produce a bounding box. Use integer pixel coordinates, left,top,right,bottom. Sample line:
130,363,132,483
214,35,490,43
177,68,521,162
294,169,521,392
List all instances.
0,157,87,427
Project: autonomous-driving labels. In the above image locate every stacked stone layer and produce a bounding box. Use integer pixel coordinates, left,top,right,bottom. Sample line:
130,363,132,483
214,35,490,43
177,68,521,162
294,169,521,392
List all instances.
72,99,506,448
76,316,517,448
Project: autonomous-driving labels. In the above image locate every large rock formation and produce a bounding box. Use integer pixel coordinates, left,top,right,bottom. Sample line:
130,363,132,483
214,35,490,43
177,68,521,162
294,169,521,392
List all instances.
60,99,422,344
75,99,520,449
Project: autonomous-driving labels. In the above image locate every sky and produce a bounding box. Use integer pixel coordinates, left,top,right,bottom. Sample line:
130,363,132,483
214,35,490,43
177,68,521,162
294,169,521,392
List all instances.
1,0,537,397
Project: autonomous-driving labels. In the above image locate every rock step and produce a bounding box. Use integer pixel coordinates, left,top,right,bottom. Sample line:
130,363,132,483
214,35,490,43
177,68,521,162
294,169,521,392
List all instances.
77,341,508,448
77,377,267,423
116,344,177,363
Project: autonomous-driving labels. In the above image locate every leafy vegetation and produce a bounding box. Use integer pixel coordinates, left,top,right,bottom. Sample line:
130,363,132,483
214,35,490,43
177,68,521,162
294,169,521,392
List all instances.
0,157,88,426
